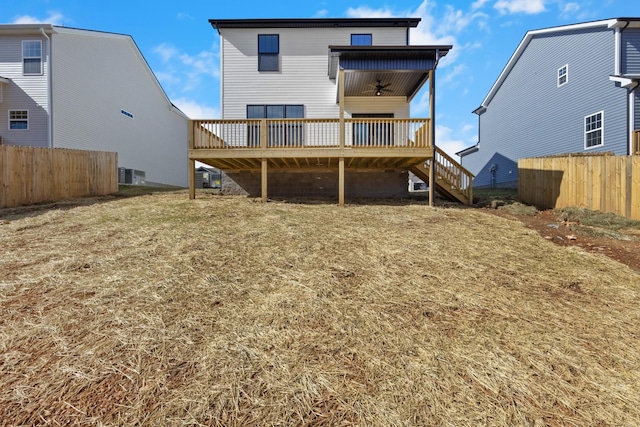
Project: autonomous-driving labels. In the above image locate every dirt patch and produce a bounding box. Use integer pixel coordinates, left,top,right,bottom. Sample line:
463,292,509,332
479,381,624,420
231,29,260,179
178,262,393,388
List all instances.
486,208,640,273
472,189,640,273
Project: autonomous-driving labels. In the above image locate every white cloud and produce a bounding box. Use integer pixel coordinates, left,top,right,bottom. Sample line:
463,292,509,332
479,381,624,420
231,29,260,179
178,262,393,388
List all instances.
494,0,546,15
10,11,66,25
472,0,491,9
177,12,194,21
172,98,219,119
346,1,488,68
346,6,395,18
435,124,470,158
314,9,329,18
153,43,219,93
560,2,580,18
440,63,467,85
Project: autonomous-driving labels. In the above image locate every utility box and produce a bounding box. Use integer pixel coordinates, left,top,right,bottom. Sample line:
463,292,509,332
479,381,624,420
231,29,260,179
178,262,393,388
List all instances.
118,167,146,185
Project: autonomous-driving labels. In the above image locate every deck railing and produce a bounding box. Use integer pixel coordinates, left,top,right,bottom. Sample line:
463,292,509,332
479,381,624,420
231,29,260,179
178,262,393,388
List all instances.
634,129,640,155
425,146,474,204
191,118,431,150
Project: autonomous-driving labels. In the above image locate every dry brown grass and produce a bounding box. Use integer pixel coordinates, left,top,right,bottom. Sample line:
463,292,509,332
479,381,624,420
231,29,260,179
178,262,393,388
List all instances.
1,192,639,426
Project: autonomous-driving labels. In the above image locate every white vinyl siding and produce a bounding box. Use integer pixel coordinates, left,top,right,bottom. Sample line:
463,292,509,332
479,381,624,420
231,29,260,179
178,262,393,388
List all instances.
0,35,49,146
220,26,408,120
344,97,409,118
51,28,188,187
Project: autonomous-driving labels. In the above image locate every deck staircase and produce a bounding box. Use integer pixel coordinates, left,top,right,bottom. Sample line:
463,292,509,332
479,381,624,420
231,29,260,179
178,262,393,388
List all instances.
410,146,474,205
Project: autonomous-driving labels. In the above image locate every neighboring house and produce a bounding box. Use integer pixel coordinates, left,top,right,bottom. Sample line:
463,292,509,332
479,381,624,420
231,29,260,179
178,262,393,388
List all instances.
459,18,640,188
0,24,188,187
195,166,221,188
187,18,473,205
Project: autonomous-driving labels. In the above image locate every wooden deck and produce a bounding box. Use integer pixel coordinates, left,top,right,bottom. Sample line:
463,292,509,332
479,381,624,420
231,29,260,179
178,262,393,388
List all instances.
188,118,473,205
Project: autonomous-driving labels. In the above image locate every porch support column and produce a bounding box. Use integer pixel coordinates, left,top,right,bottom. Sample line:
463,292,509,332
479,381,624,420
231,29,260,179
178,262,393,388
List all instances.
188,120,196,200
338,68,346,206
339,157,345,206
339,68,345,149
261,158,268,203
428,69,436,207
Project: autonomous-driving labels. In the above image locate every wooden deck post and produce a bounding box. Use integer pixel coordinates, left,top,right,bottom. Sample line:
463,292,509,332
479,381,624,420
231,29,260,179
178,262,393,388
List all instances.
339,157,345,206
261,158,268,203
338,68,345,206
188,120,196,200
428,69,435,207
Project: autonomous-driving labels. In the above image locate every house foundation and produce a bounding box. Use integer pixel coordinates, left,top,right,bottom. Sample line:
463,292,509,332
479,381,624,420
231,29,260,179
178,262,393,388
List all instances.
221,170,409,199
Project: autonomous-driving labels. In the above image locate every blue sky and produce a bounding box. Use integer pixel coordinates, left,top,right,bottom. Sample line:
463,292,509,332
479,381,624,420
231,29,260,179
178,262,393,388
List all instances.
1,0,636,156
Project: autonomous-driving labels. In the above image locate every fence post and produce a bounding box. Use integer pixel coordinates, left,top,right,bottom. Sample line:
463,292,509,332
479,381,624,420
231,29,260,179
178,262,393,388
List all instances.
188,121,196,200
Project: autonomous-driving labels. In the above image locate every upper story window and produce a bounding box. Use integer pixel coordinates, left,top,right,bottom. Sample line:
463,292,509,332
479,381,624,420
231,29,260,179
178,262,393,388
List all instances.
258,34,279,71
351,34,372,46
23,40,43,75
9,110,29,130
585,111,603,149
558,64,568,87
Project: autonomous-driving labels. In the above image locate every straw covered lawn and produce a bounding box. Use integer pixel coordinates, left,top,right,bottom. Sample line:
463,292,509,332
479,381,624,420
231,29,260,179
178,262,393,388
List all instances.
1,192,639,426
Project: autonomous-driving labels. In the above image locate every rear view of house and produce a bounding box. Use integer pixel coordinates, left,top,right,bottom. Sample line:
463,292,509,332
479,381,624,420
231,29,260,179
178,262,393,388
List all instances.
460,18,640,188
0,24,187,187
188,18,472,205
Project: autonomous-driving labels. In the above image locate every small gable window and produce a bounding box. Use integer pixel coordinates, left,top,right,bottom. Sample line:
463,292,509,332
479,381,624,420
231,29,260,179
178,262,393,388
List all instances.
23,40,42,75
258,34,279,72
558,64,568,87
351,34,372,46
584,111,603,149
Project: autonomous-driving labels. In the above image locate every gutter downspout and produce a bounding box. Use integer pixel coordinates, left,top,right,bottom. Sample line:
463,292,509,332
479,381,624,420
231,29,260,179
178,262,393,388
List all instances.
617,20,632,154
40,27,52,148
406,21,411,45
628,82,638,156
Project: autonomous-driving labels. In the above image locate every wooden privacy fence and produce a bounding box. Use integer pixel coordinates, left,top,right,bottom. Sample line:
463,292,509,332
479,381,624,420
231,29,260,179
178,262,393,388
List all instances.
1,145,118,208
519,154,640,220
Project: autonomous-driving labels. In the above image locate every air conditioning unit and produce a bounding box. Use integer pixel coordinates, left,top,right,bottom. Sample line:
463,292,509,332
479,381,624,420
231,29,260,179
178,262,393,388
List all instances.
118,167,146,185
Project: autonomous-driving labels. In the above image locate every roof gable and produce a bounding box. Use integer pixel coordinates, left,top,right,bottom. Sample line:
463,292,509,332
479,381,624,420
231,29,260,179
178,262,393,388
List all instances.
475,18,631,113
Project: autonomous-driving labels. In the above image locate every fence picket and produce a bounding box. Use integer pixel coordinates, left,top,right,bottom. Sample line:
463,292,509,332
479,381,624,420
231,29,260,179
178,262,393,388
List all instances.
0,146,118,208
519,154,640,220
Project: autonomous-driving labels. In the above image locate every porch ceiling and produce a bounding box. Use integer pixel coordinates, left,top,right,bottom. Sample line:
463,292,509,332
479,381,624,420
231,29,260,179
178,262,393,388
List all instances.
342,70,427,98
329,45,451,101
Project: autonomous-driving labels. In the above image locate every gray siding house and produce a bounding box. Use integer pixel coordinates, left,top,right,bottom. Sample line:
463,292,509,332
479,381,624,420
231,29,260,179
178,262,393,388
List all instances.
0,24,188,187
459,18,640,188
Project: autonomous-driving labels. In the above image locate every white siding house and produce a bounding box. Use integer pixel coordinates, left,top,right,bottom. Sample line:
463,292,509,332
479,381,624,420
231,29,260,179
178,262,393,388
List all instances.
0,24,188,187
190,18,471,204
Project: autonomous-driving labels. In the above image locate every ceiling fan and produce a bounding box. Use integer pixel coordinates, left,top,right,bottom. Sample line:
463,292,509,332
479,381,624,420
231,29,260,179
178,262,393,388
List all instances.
363,80,392,96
